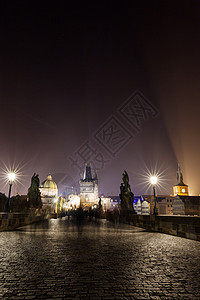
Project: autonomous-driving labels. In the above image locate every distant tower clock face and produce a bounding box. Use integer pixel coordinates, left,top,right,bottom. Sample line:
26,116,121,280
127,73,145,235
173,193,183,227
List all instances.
182,189,185,193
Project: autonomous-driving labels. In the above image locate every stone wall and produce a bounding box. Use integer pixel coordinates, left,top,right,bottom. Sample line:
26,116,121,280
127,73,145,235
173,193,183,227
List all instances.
0,212,43,231
127,214,200,241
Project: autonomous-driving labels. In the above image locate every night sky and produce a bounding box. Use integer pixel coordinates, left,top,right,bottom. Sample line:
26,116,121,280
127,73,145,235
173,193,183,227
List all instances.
1,0,200,196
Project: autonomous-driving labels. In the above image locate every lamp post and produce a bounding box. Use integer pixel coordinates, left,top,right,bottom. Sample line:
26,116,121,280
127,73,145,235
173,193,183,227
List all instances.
8,171,16,212
150,176,158,215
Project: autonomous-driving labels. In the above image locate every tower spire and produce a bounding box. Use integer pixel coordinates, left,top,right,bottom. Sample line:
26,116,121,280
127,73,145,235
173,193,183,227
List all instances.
173,163,189,196
83,164,93,181
177,164,184,185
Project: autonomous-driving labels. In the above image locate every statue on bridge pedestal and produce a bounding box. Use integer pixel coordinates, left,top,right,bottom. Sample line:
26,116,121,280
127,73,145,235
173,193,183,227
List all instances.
28,173,42,209
119,170,134,212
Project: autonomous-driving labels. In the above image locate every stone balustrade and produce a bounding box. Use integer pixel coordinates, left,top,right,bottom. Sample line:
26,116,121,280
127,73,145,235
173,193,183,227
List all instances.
127,214,200,241
0,212,43,231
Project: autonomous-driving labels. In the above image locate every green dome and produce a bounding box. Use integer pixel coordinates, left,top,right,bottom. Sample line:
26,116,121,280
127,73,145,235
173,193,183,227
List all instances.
41,174,58,190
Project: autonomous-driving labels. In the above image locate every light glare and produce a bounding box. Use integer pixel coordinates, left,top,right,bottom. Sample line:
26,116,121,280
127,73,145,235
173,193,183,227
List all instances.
150,176,158,185
8,172,16,182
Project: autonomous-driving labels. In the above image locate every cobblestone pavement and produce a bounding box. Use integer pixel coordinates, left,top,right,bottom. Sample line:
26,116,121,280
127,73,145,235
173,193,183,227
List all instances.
0,218,200,300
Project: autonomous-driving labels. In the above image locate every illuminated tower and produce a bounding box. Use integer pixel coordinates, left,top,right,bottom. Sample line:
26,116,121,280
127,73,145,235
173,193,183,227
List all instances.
173,165,189,196
79,164,98,209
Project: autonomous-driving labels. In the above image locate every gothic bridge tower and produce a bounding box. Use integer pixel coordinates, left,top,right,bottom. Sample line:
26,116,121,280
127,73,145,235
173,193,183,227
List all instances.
79,164,98,210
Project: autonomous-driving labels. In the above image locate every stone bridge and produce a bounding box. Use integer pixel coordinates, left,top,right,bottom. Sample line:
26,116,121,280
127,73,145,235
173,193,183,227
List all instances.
0,217,200,299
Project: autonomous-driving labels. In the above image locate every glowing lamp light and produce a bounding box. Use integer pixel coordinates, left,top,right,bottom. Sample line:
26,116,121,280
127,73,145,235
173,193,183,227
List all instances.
8,172,16,182
150,176,158,185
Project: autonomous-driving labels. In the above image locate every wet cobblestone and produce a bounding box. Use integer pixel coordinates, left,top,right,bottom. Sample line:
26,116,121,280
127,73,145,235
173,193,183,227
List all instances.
0,219,200,299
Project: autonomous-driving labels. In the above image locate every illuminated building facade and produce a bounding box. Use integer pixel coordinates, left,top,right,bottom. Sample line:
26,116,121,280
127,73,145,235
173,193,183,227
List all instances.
67,194,80,210
98,196,112,212
173,165,189,196
40,174,58,212
143,194,174,215
79,165,98,210
173,195,200,215
133,196,150,215
156,196,174,215
100,196,121,212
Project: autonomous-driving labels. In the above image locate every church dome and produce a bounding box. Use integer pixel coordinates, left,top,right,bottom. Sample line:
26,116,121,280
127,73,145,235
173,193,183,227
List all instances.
40,174,58,197
41,174,57,189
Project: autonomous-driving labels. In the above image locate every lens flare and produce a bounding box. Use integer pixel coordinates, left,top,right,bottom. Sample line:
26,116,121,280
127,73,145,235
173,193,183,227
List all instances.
130,159,173,195
0,161,27,192
150,176,158,185
8,172,16,182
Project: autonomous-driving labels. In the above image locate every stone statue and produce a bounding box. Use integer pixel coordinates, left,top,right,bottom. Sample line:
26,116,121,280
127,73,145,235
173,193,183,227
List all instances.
122,171,129,186
31,173,40,190
177,165,184,185
119,170,134,211
98,197,102,209
28,173,42,208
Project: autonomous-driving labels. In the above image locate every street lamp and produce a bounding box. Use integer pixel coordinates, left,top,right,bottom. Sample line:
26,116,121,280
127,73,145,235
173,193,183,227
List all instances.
150,176,158,215
8,171,16,212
